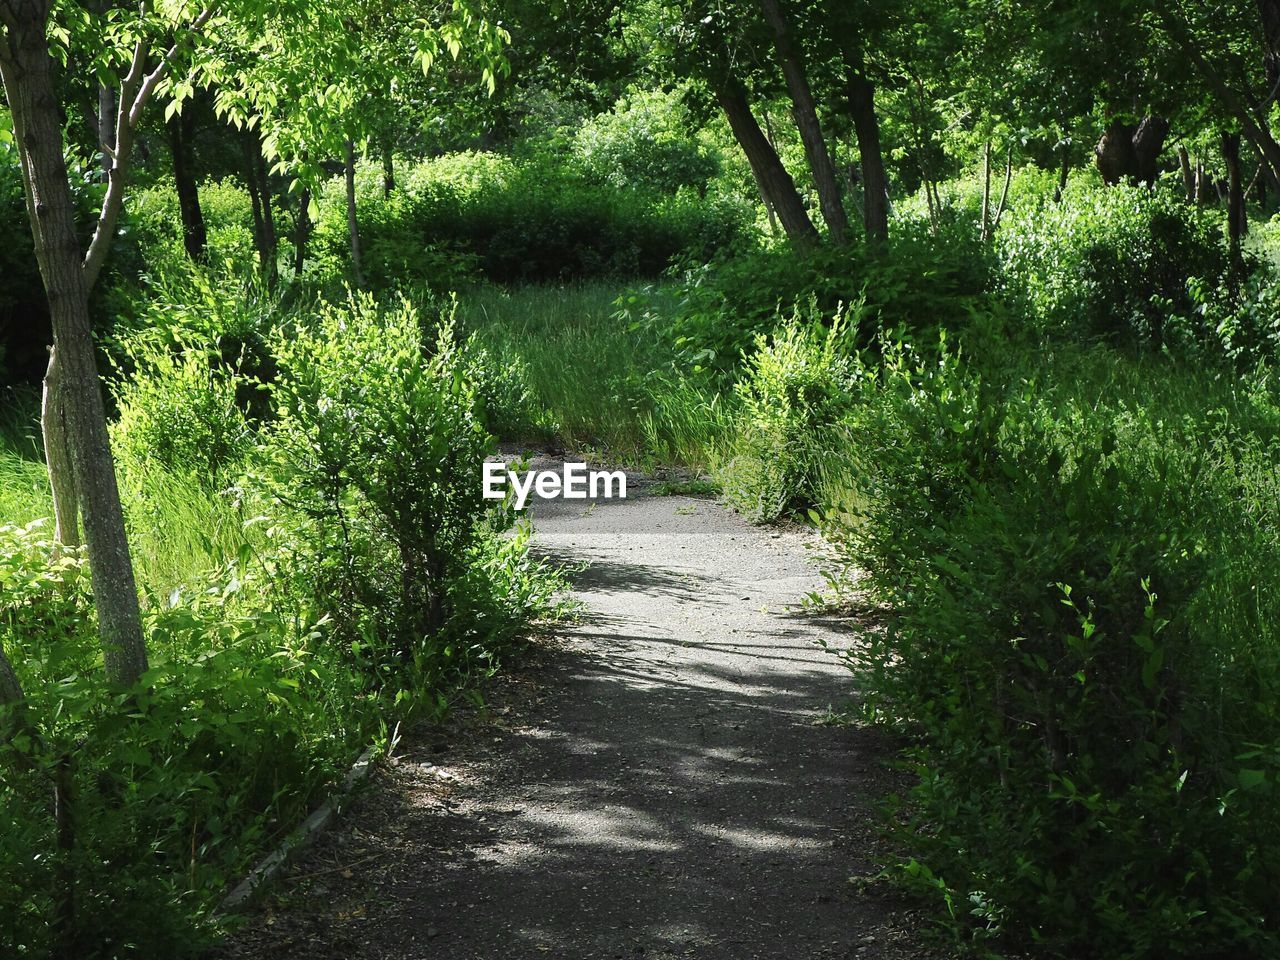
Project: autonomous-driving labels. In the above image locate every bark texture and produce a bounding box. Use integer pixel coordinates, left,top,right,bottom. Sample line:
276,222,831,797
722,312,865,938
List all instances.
1223,130,1246,265
758,0,848,243
715,77,819,245
1177,145,1195,200
243,130,277,282
844,60,889,241
0,2,148,688
41,347,79,549
294,185,312,276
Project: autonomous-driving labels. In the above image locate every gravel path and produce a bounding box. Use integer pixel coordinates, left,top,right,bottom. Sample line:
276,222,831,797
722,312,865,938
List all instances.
213,478,932,960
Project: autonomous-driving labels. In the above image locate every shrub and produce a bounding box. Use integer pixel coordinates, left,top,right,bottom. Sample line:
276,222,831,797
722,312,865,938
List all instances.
0,522,358,958
638,213,992,376
572,87,721,195
265,292,500,653
999,183,1233,349
309,152,750,290
720,306,856,521
819,332,1280,957
111,342,252,483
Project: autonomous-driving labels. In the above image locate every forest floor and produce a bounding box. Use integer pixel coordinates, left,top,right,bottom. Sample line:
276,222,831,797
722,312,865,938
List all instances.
212,468,935,960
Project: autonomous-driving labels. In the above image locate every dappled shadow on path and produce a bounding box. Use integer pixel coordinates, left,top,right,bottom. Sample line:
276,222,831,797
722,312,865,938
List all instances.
211,492,926,960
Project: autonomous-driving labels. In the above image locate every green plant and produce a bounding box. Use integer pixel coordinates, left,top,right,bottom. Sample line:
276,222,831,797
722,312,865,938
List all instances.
816,329,1280,957
720,305,856,521
998,182,1234,350
266,291,499,652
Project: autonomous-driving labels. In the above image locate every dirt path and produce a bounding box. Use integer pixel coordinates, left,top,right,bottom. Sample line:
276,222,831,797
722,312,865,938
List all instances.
214,479,932,960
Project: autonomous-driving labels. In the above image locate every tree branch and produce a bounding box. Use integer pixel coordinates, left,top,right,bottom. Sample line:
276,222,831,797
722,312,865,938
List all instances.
82,2,218,290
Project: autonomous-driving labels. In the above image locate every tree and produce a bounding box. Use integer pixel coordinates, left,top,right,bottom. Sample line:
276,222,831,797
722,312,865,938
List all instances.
757,0,848,242
0,0,226,687
201,0,510,284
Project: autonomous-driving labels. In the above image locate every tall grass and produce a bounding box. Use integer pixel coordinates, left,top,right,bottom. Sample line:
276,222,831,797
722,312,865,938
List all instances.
0,421,254,599
457,282,733,469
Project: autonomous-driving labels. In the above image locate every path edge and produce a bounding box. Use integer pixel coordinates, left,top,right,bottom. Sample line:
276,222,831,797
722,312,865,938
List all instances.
216,744,380,915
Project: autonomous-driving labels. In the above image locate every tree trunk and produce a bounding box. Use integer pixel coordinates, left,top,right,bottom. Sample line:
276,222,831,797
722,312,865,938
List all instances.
980,140,992,241
1223,130,1245,267
1132,116,1169,185
381,137,395,198
167,109,206,261
1177,145,1195,200
293,185,311,276
1260,0,1280,101
42,348,79,550
991,147,1013,234
844,61,888,242
345,138,365,286
1054,143,1071,202
0,14,148,689
254,146,277,279
0,643,22,707
1159,7,1280,189
757,0,848,243
243,132,273,280
714,77,819,245
1095,119,1137,185
97,84,114,182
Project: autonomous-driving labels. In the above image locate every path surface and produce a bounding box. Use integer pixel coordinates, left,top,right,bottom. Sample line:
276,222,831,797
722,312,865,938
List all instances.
215,479,930,960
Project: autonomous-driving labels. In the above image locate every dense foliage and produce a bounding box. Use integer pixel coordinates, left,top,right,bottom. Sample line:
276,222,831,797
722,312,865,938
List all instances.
5,0,1280,956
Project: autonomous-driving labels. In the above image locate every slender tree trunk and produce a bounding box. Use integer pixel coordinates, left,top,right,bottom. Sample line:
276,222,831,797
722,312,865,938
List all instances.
844,59,888,242
345,138,365,286
0,14,147,689
714,77,819,245
1054,144,1071,202
254,146,277,279
293,185,311,276
243,132,271,278
1223,130,1245,267
991,148,1013,234
757,0,848,243
1177,145,1195,200
381,136,395,198
167,109,206,261
1260,0,1280,100
42,348,79,550
52,752,77,958
980,140,992,241
1159,7,1280,188
97,84,114,182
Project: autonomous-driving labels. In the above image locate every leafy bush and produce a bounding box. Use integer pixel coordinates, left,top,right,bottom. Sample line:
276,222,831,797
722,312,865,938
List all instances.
637,214,992,376
818,331,1280,957
720,306,855,521
309,152,750,289
572,87,721,194
999,183,1233,349
2,285,568,958
266,292,511,654
111,342,252,483
0,522,360,958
